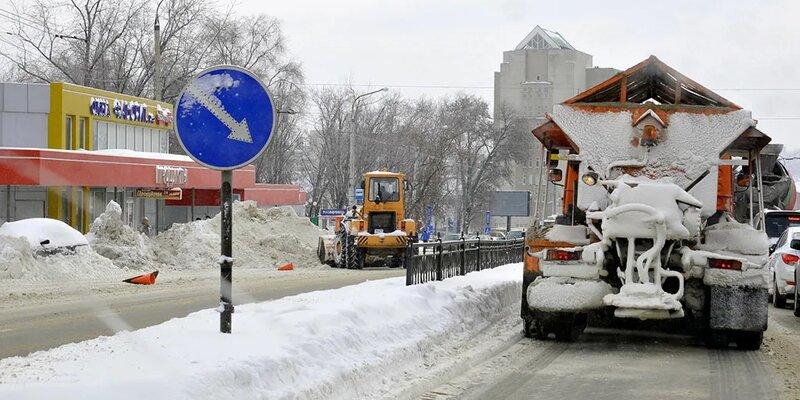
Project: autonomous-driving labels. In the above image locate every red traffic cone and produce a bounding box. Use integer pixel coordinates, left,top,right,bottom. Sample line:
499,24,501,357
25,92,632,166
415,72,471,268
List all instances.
123,271,159,285
278,262,294,271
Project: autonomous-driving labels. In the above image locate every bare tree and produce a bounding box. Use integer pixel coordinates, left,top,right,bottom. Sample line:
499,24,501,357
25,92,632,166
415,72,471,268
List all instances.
447,96,527,233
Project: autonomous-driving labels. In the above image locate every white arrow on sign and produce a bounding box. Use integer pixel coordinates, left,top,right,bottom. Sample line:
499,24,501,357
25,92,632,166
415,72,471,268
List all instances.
185,81,253,143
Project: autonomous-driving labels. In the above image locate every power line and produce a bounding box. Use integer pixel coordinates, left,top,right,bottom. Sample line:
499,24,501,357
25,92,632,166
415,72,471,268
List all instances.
301,82,800,92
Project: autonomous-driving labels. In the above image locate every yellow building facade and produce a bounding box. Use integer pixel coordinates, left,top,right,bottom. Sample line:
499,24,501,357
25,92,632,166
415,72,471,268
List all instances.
46,83,173,232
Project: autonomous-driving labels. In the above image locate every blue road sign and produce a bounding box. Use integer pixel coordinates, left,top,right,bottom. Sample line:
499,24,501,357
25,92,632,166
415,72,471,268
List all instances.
355,188,364,204
319,208,346,217
175,65,275,170
484,211,492,234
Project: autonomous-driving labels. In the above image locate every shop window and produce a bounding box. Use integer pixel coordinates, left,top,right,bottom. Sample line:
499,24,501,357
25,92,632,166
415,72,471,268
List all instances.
78,117,87,149
107,123,117,148
76,190,83,230
126,125,135,151
143,128,152,153
161,131,169,153
97,122,108,150
152,130,161,152
135,127,144,151
117,123,126,149
65,115,73,149
61,188,70,225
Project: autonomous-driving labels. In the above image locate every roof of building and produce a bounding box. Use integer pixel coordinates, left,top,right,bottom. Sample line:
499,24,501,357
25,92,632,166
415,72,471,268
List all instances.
515,26,575,51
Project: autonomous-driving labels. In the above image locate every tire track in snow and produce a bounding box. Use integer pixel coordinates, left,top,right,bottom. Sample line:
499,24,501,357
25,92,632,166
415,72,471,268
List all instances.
424,340,570,399
709,349,776,400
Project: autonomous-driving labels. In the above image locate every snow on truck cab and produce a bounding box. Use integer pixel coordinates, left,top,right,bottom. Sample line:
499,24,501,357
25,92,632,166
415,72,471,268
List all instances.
522,56,778,349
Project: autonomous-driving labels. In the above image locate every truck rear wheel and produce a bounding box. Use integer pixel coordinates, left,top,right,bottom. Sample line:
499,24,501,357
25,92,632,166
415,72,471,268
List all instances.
554,314,587,342
734,331,763,350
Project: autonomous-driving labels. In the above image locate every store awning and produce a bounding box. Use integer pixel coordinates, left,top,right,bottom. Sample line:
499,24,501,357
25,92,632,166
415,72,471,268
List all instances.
0,147,306,206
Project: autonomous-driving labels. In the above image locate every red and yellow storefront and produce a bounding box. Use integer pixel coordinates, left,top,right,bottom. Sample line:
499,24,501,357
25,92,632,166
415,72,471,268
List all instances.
0,147,306,232
0,82,306,232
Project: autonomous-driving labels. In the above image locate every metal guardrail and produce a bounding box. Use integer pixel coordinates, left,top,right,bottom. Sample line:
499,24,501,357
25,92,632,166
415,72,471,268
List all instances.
405,237,525,285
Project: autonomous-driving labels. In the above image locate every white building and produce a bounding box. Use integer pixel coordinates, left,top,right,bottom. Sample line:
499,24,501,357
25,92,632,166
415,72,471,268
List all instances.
493,26,618,227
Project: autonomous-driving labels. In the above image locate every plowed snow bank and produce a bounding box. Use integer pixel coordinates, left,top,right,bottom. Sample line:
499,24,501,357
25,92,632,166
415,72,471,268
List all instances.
0,263,522,400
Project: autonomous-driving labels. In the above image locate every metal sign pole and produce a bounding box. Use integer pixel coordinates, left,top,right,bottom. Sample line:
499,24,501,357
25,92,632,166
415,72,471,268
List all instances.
173,65,276,334
220,170,233,333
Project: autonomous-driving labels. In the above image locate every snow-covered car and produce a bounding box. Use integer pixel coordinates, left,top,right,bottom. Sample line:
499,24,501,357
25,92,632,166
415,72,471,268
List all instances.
0,218,88,255
489,230,507,240
506,229,526,240
441,232,462,242
768,227,800,309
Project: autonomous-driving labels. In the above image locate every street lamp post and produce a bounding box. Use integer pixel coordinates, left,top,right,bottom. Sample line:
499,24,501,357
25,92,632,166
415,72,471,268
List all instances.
348,87,388,206
154,0,165,101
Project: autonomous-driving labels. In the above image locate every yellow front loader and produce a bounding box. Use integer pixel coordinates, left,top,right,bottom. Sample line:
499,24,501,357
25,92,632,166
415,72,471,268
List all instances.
332,171,417,269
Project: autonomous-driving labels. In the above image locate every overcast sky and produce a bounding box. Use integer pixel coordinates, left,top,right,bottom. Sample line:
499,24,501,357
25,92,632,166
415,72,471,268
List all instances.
247,0,799,147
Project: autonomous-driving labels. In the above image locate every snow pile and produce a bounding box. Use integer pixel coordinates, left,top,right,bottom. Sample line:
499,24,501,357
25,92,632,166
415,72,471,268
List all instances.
0,218,87,249
86,201,157,271
0,264,522,400
700,218,769,256
545,224,589,244
527,276,613,311
154,201,324,269
0,234,124,281
603,282,682,310
703,268,767,288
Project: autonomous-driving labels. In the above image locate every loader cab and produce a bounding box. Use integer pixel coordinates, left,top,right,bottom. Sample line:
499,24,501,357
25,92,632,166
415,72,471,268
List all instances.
361,172,407,234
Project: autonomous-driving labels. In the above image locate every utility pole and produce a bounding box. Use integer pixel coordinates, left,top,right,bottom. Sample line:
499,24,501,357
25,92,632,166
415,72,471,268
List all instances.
153,0,164,101
348,87,388,206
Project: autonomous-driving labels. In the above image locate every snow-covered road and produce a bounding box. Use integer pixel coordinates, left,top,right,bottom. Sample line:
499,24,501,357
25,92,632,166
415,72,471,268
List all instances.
419,328,779,400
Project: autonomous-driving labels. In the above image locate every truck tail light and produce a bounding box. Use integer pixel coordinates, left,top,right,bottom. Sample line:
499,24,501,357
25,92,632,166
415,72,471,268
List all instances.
400,220,406,231
545,249,581,262
782,253,800,265
358,220,366,231
708,258,742,271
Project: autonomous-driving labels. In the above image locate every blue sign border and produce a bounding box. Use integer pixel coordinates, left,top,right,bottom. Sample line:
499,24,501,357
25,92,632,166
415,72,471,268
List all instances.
174,65,276,171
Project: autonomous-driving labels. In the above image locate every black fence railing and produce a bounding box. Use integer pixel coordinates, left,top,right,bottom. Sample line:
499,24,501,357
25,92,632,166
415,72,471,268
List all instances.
405,237,525,285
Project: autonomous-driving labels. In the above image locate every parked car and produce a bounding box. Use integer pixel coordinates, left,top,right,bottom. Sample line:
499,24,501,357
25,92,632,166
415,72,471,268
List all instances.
441,232,462,242
489,230,507,240
506,229,526,240
766,210,800,251
767,227,800,309
0,218,88,256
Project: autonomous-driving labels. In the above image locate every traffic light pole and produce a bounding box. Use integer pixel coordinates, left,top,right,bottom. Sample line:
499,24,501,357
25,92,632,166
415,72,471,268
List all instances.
220,170,233,333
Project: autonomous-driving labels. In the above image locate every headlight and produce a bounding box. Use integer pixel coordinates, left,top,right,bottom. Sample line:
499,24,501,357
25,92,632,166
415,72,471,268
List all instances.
582,172,598,186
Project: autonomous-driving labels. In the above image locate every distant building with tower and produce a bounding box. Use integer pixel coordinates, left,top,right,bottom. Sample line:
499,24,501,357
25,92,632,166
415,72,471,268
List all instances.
493,26,618,227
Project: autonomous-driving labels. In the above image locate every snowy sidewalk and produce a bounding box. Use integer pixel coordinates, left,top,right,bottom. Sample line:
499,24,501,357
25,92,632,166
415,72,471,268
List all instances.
0,263,522,400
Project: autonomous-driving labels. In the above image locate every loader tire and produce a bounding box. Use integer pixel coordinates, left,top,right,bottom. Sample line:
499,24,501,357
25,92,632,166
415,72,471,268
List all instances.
342,233,362,269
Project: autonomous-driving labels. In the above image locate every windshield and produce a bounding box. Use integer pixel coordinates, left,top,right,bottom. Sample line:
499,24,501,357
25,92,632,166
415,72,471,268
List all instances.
369,177,399,202
765,213,800,238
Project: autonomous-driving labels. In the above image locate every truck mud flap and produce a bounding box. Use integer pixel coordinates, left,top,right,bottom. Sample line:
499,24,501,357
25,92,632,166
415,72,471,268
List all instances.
708,285,768,332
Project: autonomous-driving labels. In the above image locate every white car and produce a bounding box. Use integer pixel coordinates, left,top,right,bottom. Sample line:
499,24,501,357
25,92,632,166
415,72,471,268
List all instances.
767,227,800,310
